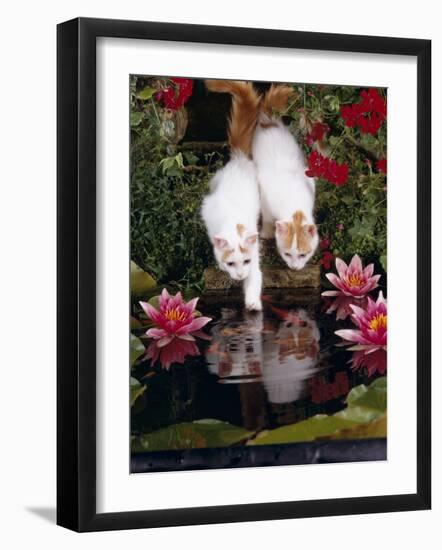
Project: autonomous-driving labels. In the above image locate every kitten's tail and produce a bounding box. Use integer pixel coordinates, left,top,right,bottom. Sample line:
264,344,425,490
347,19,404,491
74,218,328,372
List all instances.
259,84,295,124
205,80,261,157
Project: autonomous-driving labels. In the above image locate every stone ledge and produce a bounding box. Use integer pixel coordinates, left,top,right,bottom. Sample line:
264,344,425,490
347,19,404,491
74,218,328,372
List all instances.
204,263,321,290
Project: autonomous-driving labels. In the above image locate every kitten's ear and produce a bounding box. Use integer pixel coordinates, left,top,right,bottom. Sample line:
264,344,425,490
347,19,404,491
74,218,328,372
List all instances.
306,224,316,237
213,236,228,249
245,233,258,246
275,220,289,236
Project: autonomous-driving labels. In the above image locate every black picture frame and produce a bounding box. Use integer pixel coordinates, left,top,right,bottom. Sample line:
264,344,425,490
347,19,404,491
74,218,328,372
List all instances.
57,17,431,532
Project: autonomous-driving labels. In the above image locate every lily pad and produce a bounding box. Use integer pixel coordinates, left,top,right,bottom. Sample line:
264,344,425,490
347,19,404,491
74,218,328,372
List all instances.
130,376,146,406
248,377,386,446
131,419,253,452
130,333,145,366
324,414,387,440
130,261,157,295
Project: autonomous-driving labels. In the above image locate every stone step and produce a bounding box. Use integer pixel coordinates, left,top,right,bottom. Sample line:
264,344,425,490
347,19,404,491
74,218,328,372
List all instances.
259,238,287,267
204,263,321,290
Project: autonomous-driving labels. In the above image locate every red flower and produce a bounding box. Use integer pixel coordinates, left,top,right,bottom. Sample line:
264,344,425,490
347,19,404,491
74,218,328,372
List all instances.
155,78,194,110
326,159,349,185
377,158,387,174
306,151,349,186
306,121,329,146
306,150,328,178
359,88,387,118
340,104,361,128
356,111,384,135
320,250,335,270
340,88,386,135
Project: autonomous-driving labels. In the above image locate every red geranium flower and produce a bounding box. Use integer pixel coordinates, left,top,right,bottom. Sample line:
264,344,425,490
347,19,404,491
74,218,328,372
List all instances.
359,88,387,118
306,151,349,186
340,104,361,128
306,121,329,146
340,88,386,135
377,158,387,174
155,78,194,110
326,159,349,185
306,150,329,179
320,250,335,270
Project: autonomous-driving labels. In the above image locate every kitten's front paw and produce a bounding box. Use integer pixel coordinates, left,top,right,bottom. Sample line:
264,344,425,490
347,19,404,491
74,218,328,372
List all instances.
245,298,262,312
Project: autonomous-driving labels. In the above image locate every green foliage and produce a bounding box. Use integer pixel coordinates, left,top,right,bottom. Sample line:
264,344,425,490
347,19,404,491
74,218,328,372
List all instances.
130,376,146,407
130,260,157,296
130,77,387,290
130,334,145,366
286,84,387,270
131,162,214,288
248,376,386,446
131,419,253,452
130,75,221,289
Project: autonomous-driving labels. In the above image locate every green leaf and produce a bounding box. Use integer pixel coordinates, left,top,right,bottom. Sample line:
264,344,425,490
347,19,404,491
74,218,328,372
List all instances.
248,415,358,446
360,133,378,153
130,112,144,127
380,254,387,271
131,419,253,452
344,378,387,414
183,151,199,165
322,95,340,113
130,261,157,295
130,316,142,329
248,377,386,446
137,86,155,100
130,376,146,406
324,414,387,440
130,334,145,366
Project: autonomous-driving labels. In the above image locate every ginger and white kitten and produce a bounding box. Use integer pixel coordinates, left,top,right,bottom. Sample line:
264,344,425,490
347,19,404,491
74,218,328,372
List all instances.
252,85,319,270
201,80,262,311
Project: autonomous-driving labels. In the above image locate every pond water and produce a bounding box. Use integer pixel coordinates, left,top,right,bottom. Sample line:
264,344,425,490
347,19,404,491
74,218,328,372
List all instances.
131,290,384,444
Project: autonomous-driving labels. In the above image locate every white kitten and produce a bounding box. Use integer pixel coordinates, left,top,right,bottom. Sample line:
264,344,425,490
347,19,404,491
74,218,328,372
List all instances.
201,80,262,311
252,85,319,270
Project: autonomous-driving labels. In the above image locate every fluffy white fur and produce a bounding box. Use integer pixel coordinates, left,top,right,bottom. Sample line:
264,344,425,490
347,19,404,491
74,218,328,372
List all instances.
252,119,319,270
201,153,262,310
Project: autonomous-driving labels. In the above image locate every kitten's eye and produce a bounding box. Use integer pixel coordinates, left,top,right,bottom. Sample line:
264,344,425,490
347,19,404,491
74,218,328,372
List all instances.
243,259,251,265
284,252,292,258
227,261,235,267
299,253,307,258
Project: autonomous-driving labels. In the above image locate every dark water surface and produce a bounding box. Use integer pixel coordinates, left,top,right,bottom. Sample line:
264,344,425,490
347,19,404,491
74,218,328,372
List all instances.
132,290,383,439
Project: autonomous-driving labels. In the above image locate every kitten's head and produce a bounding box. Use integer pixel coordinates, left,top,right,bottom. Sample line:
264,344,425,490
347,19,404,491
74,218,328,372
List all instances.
213,224,258,281
275,211,318,270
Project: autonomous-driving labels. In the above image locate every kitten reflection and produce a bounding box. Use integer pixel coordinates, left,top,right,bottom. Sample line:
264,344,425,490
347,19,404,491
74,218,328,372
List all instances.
206,309,263,380
262,309,320,404
206,306,320,406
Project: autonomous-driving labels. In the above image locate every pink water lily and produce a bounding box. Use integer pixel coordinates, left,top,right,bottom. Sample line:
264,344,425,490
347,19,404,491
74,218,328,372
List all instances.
335,291,387,375
139,288,211,347
323,254,380,299
351,348,387,376
145,338,200,371
335,291,387,348
324,295,368,321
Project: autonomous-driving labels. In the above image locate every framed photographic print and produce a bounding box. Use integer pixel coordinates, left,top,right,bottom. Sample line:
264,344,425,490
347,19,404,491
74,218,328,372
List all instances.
57,17,431,532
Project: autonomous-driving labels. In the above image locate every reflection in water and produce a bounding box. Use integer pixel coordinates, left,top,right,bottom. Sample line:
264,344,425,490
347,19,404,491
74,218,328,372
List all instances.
351,348,387,376
262,309,320,404
205,306,321,430
145,337,201,370
132,294,384,437
206,309,264,380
